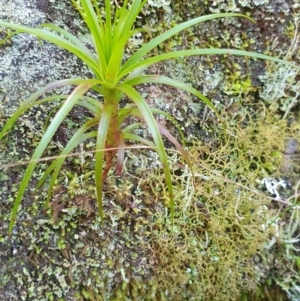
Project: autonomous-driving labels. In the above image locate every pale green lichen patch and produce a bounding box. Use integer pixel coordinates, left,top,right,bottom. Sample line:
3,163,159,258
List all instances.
2,103,299,300
259,17,300,119
238,0,270,7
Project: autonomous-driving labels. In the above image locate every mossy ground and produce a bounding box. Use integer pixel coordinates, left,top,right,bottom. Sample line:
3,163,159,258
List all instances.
1,105,299,300
0,0,300,300
143,110,300,300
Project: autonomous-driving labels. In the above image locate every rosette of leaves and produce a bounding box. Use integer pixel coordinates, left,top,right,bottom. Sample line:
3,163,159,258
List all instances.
0,0,298,233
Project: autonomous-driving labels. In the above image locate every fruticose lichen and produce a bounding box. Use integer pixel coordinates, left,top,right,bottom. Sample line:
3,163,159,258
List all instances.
259,17,300,119
140,110,300,301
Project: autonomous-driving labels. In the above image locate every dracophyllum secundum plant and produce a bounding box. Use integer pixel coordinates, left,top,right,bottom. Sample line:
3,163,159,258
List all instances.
0,0,299,233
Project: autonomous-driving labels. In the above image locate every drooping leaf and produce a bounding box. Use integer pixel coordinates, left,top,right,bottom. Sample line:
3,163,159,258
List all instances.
118,84,175,218
120,49,300,81
8,82,96,233
36,119,99,207
119,13,254,80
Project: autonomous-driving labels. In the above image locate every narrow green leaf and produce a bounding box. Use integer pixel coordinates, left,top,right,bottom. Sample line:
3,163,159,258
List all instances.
116,105,138,128
123,133,156,147
157,123,194,184
122,122,144,133
104,0,112,41
77,98,103,116
125,75,218,115
120,49,300,80
120,13,254,77
124,106,186,148
41,23,96,60
8,82,96,233
118,0,145,38
116,132,125,176
106,29,141,84
118,84,174,218
46,130,98,208
95,104,115,223
0,79,88,140
36,124,97,190
79,0,107,71
36,119,99,208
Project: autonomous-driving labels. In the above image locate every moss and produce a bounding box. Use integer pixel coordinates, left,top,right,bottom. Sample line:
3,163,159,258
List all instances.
1,91,300,301
2,105,298,301
141,110,300,301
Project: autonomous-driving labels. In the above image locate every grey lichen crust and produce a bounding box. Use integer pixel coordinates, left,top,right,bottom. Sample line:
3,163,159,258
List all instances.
238,0,270,6
147,0,171,9
0,1,87,110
